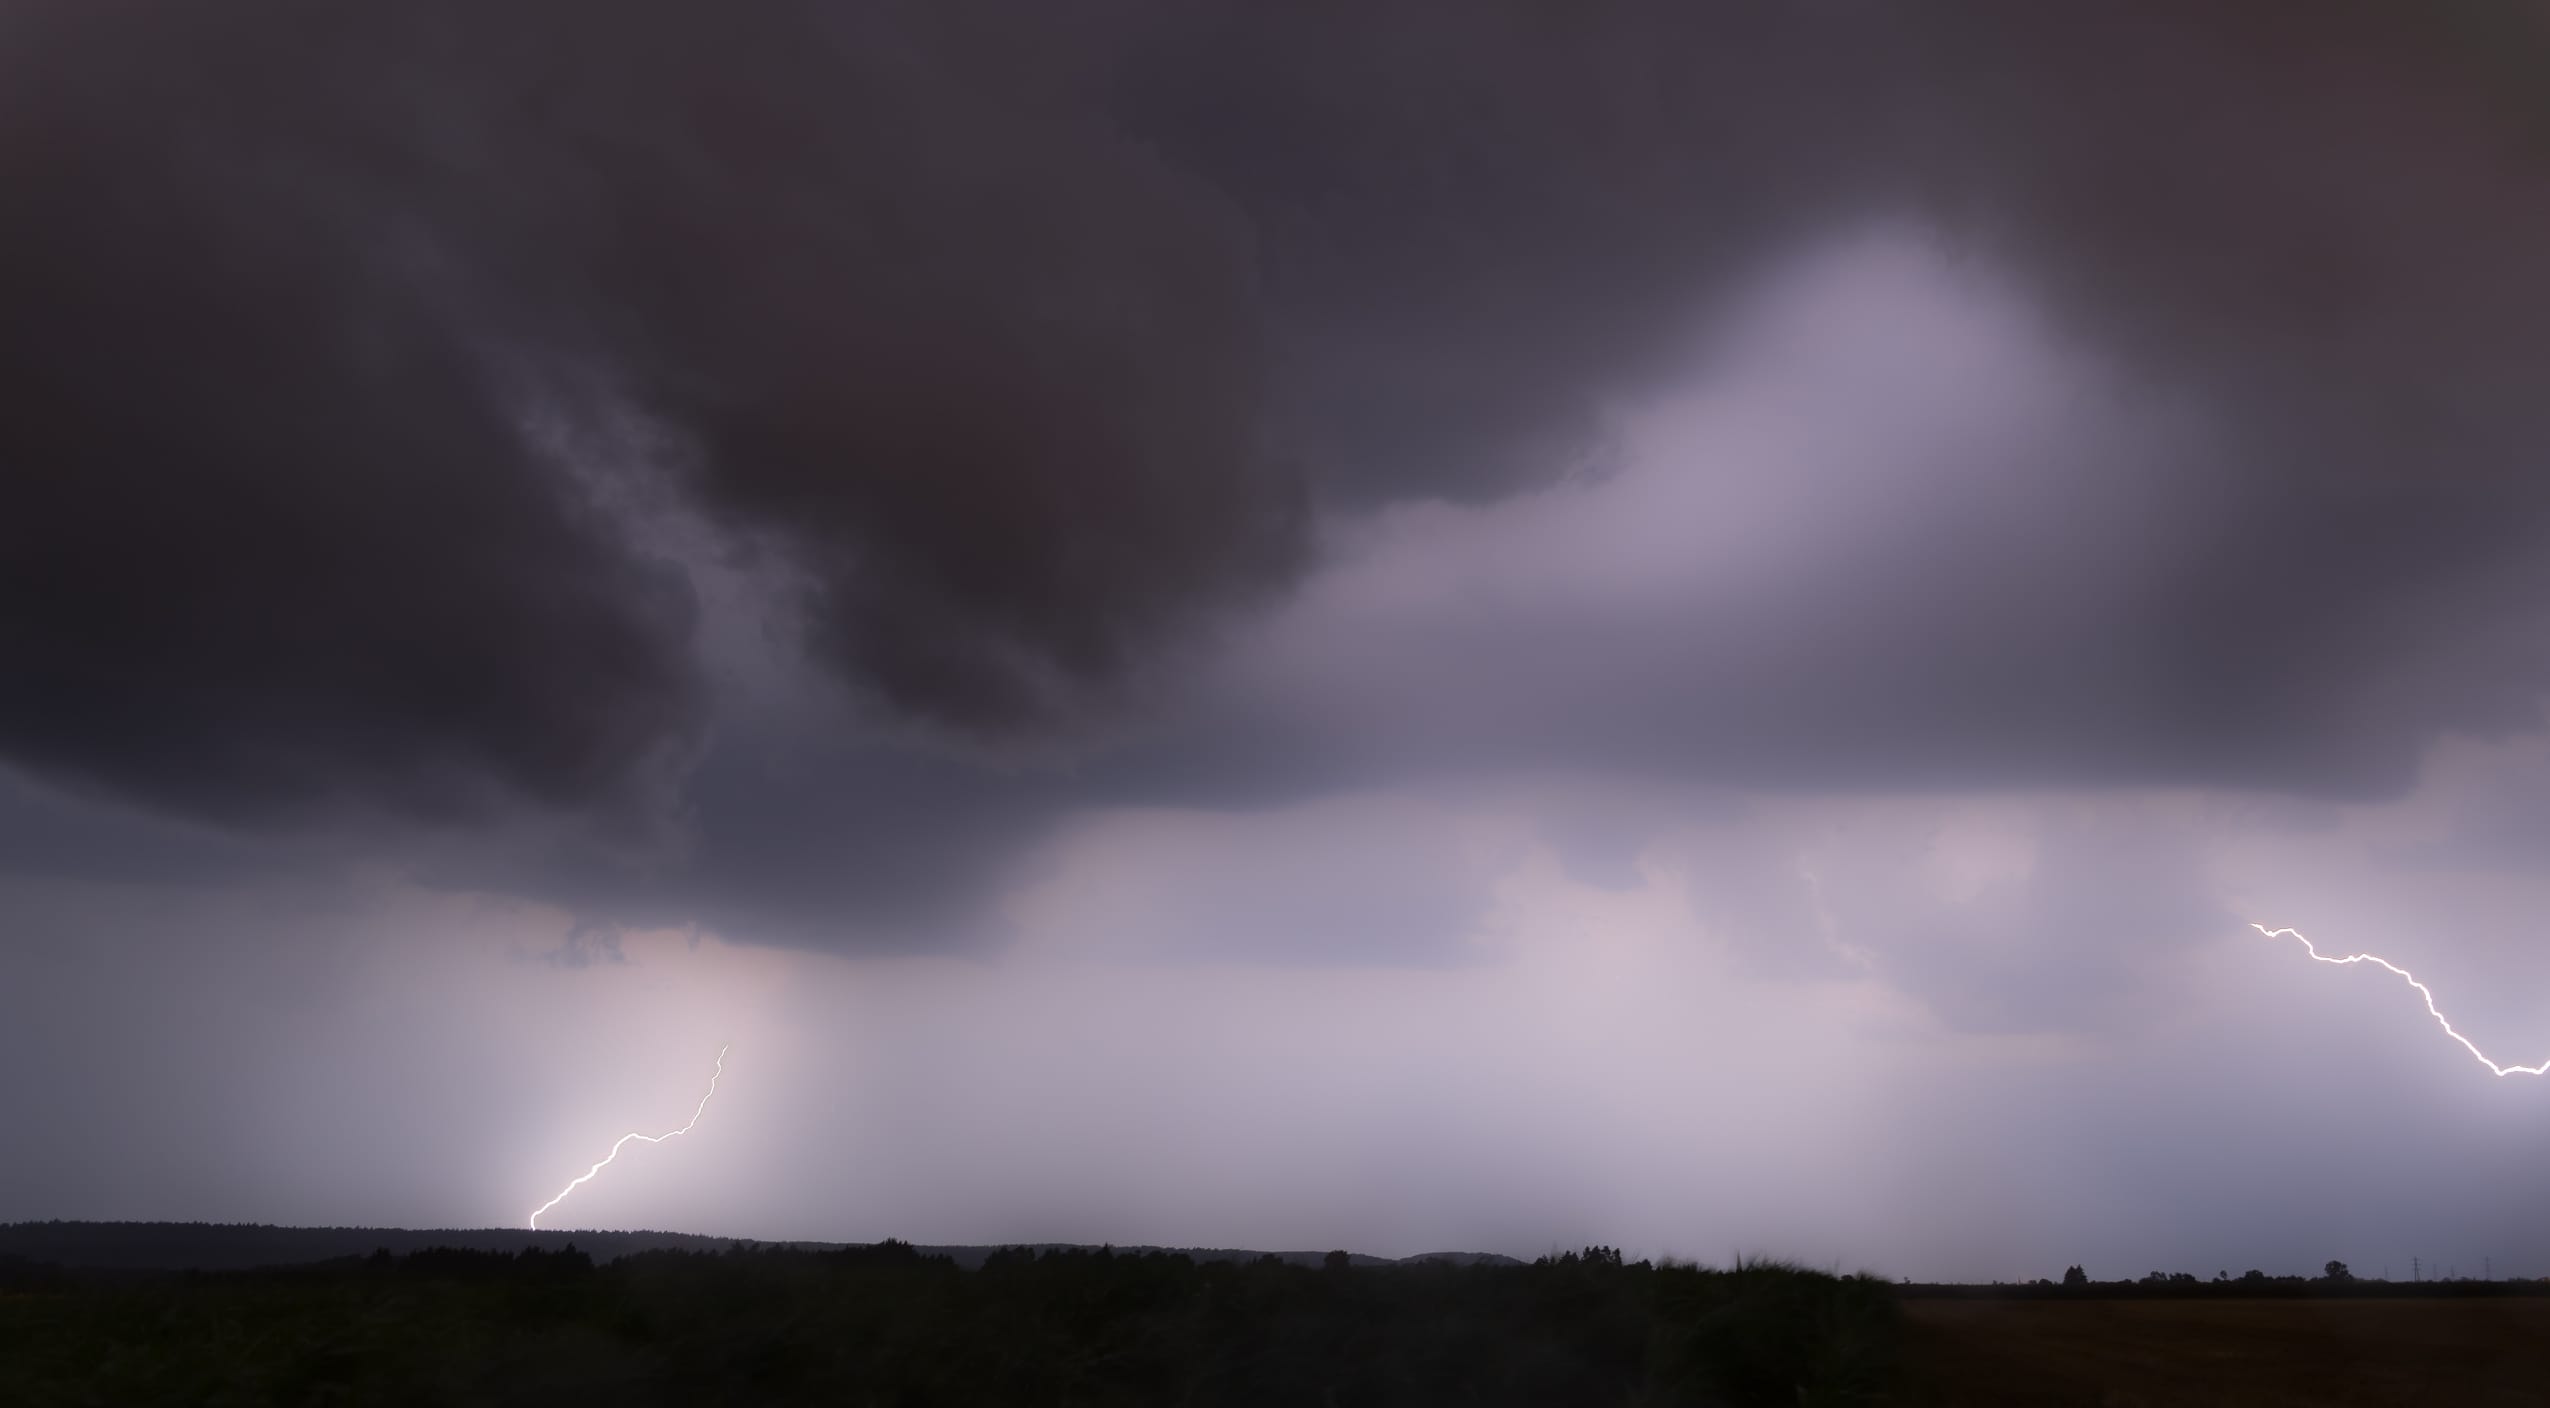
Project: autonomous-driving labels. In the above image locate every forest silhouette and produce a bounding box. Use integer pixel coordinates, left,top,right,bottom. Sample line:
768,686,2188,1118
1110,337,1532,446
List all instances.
0,1234,1891,1405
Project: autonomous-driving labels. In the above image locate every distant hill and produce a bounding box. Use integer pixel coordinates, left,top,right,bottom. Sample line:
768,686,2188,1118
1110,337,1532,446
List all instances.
1396,1251,1528,1268
0,1222,817,1271
0,1222,1522,1274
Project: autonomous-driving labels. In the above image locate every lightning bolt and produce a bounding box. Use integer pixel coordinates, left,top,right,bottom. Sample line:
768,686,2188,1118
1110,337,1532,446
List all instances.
529,1044,729,1229
2253,924,2550,1078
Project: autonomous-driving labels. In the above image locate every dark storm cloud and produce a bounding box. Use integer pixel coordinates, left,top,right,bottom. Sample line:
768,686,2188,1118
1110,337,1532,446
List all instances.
0,0,1295,824
511,2,1308,736
0,769,311,889
1908,0,2550,766
0,3,707,826
438,734,1075,956
1109,1,1891,506
0,0,1891,784
1110,0,2550,809
7,0,2550,948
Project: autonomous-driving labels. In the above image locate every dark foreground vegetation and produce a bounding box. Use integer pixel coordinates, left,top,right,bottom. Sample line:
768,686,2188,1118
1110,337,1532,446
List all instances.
1900,1297,2550,1406
0,1241,1893,1406
14,1229,2542,1406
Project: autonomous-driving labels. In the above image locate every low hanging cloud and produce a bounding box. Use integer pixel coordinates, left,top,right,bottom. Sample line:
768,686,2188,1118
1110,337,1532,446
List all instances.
5,1,2550,953
1006,795,1524,967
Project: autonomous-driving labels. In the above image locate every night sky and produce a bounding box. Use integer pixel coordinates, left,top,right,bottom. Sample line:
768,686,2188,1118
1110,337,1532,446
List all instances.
9,1,2550,1283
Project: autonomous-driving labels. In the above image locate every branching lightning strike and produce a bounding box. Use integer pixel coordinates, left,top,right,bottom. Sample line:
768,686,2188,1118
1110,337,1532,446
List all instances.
2253,924,2550,1077
529,1044,730,1229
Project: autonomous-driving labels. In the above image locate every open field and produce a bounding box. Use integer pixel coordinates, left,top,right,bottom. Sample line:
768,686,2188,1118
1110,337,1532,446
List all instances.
1901,1297,2550,1406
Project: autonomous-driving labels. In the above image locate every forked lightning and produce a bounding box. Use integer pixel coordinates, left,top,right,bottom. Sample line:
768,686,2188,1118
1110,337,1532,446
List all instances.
2254,924,2550,1078
529,1044,730,1229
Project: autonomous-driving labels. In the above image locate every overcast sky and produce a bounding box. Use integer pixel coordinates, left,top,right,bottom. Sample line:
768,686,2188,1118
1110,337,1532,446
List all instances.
10,0,2550,1282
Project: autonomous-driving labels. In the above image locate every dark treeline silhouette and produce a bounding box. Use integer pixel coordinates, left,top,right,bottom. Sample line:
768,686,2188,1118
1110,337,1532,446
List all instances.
1903,1261,2550,1301
0,1220,830,1271
0,1220,1517,1274
0,1239,1892,1406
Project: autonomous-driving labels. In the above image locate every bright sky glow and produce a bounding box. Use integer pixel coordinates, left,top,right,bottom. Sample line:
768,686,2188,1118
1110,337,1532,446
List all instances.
528,1044,730,1229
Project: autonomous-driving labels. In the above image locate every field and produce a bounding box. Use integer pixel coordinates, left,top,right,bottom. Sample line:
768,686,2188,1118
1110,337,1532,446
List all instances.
15,1225,2550,1405
1901,1297,2550,1406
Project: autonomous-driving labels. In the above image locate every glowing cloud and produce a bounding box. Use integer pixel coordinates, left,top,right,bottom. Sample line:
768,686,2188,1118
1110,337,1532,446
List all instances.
2253,925,2549,1078
529,1044,730,1229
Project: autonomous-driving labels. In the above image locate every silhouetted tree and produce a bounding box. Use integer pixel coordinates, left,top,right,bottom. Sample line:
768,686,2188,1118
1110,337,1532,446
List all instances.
2061,1265,2087,1288
2323,1261,2353,1283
